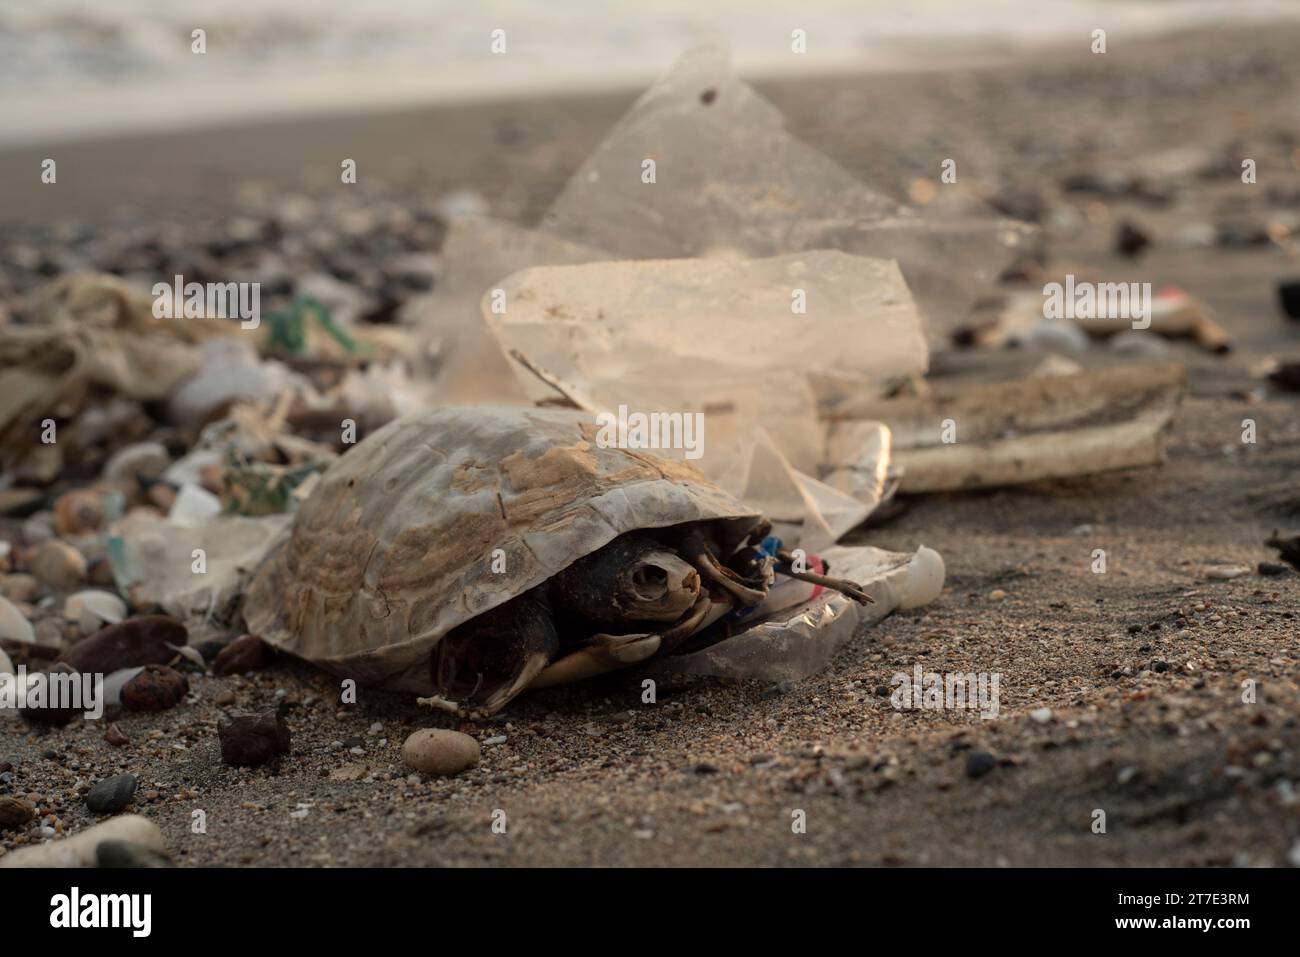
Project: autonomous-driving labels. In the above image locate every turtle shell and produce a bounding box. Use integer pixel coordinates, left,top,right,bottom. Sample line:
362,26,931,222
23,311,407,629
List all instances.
243,405,759,693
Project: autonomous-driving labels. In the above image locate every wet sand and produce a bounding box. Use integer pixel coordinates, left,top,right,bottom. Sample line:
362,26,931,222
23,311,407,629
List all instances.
2,22,1299,867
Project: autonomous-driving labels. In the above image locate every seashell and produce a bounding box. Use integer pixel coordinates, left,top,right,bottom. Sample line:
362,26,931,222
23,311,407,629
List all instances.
102,441,171,484
0,646,14,676
102,666,147,707
53,489,105,537
64,590,127,633
0,595,36,645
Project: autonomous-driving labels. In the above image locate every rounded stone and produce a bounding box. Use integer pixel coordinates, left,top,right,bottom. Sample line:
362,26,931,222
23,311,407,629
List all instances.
401,729,480,776
86,773,138,815
121,665,189,712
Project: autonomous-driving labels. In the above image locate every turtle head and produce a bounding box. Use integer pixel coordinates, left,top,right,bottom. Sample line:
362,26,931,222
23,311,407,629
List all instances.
551,533,701,624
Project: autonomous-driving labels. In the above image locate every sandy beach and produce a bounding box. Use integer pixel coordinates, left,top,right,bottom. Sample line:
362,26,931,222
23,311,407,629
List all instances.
2,19,1299,868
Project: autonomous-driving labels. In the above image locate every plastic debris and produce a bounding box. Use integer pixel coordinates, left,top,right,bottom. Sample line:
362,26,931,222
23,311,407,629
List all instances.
542,45,1032,344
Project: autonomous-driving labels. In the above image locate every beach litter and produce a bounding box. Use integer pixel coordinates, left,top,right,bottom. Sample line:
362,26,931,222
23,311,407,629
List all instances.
242,406,942,716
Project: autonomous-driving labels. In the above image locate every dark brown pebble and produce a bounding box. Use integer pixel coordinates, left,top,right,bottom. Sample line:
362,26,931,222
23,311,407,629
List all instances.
19,664,84,725
57,614,187,674
213,633,271,676
218,711,291,766
104,722,130,746
121,665,189,712
0,795,36,828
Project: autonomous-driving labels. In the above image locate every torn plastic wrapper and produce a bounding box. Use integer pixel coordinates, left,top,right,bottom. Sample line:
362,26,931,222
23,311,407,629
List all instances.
407,217,614,404
482,251,919,541
541,45,1032,346
650,544,944,682
108,513,291,635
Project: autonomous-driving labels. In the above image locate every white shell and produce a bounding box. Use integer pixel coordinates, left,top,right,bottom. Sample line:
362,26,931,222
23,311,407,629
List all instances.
0,595,36,645
63,590,127,632
102,666,147,707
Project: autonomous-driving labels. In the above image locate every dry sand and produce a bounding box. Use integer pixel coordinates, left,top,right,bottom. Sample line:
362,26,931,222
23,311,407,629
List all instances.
2,23,1299,867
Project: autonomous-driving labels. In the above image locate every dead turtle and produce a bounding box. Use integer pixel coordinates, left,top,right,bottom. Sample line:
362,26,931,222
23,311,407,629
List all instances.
243,406,868,716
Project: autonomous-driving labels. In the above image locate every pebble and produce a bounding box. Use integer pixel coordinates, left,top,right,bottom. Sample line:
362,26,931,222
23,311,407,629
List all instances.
401,729,480,776
1030,707,1053,723
219,711,291,766
212,633,271,676
85,774,138,814
30,540,87,590
0,815,163,868
121,665,189,712
1205,564,1251,581
57,614,187,674
0,573,41,604
988,589,1008,601
19,664,83,725
102,442,171,484
0,796,36,828
104,723,130,747
965,751,997,779
1257,561,1288,577
214,689,236,706
95,839,174,868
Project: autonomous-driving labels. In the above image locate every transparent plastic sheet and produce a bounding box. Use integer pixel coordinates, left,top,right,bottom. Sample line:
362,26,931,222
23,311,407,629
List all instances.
541,45,1032,346
486,252,927,404
108,513,292,636
650,544,945,682
408,216,612,404
481,253,910,543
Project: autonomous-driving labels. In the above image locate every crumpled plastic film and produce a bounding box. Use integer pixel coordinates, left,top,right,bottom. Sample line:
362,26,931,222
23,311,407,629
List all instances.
409,216,612,404
650,544,945,682
109,513,292,635
542,44,1032,345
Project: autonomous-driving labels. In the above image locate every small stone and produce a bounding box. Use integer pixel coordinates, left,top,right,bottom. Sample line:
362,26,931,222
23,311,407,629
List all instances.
219,711,291,766
1205,564,1251,581
214,689,236,707
95,839,174,868
328,763,369,782
30,540,87,591
1029,707,1053,723
212,633,271,676
86,773,138,815
1258,561,1289,577
121,665,189,712
104,723,129,747
0,796,36,829
401,729,480,776
965,751,997,778
0,573,41,604
57,614,187,674
988,589,1007,601
19,664,83,725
